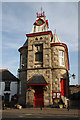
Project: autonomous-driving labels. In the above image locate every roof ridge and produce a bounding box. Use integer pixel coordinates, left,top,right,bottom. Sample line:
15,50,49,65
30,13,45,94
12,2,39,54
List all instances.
0,69,8,72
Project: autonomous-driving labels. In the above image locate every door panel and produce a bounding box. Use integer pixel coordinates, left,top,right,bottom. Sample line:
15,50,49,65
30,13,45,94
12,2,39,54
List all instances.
61,79,66,96
34,86,44,107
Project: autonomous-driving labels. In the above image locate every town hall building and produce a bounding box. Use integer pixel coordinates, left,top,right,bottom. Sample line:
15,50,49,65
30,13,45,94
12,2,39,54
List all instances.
18,9,69,108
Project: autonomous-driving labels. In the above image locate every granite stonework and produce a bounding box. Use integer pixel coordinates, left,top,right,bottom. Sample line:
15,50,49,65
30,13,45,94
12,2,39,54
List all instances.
18,10,69,107
18,33,69,107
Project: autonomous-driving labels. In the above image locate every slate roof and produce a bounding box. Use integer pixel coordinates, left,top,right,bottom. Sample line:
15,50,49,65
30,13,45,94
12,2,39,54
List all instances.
0,69,19,82
22,40,28,47
27,74,48,85
18,40,28,51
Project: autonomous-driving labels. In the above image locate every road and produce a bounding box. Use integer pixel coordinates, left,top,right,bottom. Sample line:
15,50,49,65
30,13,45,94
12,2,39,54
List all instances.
1,108,80,120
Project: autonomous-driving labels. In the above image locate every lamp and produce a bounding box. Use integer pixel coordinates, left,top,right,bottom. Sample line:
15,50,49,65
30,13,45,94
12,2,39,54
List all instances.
69,73,76,79
72,74,76,79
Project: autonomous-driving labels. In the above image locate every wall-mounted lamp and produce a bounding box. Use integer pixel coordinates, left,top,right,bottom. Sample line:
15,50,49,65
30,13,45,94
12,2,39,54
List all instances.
21,64,24,67
72,74,76,79
69,73,76,79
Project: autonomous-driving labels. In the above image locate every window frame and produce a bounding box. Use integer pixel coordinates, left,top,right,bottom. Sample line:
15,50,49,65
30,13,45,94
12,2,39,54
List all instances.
4,81,11,91
35,52,43,62
35,44,43,63
59,50,65,67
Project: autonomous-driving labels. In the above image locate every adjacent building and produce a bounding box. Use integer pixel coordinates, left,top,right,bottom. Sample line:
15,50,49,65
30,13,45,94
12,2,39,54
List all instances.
18,10,69,107
0,69,19,104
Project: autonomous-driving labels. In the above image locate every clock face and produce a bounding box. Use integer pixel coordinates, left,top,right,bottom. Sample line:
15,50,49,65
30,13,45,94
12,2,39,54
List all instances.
37,19,43,25
36,19,45,26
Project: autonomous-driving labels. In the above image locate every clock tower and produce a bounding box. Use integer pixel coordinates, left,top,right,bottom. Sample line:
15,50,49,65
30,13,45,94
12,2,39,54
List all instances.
31,9,49,33
18,9,69,108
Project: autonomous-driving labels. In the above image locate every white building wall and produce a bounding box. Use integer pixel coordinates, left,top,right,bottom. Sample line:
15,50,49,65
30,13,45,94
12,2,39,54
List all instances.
1,81,18,102
11,82,17,95
0,82,5,96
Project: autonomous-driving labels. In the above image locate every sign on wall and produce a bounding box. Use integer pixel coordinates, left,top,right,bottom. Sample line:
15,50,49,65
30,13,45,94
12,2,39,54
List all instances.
52,92,61,99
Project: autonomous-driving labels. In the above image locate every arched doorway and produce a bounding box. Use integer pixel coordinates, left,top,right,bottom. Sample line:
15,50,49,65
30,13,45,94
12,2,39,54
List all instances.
27,75,49,107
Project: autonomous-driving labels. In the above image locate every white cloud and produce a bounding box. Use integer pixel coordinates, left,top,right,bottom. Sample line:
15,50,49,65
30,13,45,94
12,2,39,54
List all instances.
3,42,21,49
2,2,78,52
2,2,78,84
2,56,20,76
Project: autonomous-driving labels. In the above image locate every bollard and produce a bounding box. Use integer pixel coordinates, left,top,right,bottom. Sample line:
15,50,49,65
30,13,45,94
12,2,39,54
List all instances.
67,99,69,111
40,101,42,110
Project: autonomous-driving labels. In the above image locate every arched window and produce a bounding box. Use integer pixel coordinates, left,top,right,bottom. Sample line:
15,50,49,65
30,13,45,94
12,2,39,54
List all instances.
35,37,38,40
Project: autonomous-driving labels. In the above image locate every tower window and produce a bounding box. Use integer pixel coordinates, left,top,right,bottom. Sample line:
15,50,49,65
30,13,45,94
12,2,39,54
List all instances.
35,52,43,62
35,44,43,51
59,50,65,66
35,37,38,40
35,44,43,63
40,37,43,40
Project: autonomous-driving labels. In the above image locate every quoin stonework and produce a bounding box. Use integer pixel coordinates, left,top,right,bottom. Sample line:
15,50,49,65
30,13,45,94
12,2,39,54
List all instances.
18,9,69,108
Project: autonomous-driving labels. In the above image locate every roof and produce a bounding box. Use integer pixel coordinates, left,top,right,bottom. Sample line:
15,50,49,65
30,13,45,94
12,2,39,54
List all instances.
27,74,48,86
69,85,80,88
0,69,19,82
22,40,28,47
53,33,62,43
18,40,28,52
26,31,53,38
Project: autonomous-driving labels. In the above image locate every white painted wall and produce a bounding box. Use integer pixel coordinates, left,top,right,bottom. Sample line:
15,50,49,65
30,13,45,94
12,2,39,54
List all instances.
0,82,5,96
0,81,18,102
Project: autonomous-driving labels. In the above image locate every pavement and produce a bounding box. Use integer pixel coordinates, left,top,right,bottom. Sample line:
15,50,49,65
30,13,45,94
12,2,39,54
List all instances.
1,107,80,120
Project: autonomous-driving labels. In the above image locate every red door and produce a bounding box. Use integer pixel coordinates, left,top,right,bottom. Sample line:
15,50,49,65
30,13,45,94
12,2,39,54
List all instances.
61,79,66,96
34,86,44,107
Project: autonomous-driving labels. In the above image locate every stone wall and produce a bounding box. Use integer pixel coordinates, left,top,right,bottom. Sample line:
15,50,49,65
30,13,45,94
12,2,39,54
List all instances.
18,48,28,106
18,32,69,107
69,85,80,95
69,85,80,109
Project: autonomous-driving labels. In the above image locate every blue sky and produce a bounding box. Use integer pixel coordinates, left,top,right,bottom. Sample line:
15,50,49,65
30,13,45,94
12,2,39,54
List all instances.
1,2,78,85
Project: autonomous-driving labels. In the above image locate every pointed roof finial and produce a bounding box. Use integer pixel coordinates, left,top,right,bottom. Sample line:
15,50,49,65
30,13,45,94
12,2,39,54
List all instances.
36,12,38,17
41,7,42,13
41,7,42,16
54,29,56,34
36,7,46,18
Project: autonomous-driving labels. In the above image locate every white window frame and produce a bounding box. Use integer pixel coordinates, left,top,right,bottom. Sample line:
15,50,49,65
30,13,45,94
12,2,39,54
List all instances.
59,50,65,66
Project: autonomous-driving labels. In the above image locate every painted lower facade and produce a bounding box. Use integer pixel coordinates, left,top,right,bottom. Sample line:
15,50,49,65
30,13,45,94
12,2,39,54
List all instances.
18,10,69,107
0,69,19,104
1,82,18,102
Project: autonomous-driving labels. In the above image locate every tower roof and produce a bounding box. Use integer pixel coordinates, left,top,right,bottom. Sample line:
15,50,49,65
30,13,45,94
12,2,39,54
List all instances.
53,32,62,43
31,8,49,33
18,40,28,52
27,74,49,86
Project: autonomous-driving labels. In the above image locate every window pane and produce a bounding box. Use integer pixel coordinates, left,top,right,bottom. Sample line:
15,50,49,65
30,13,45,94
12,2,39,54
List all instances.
53,93,56,98
57,93,61,98
35,52,43,62
59,50,65,66
5,82,10,91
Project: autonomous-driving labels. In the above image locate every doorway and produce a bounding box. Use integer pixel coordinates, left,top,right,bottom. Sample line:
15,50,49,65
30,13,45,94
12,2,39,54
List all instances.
34,86,44,107
61,78,66,96
4,93,10,103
